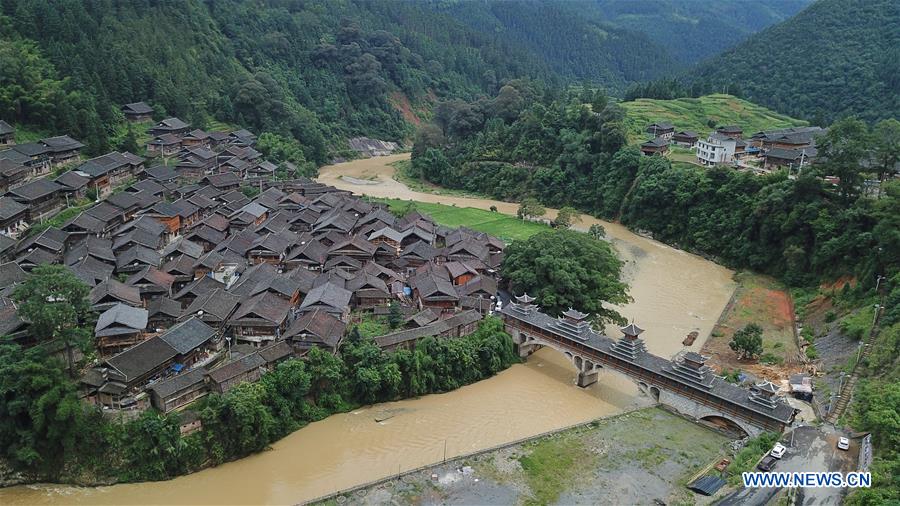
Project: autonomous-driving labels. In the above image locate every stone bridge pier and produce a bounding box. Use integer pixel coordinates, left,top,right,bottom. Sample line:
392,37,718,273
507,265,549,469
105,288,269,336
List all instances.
510,327,602,388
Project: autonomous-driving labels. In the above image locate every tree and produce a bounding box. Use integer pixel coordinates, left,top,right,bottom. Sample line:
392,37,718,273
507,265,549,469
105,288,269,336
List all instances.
553,206,581,229
588,223,606,239
220,382,276,456
119,123,139,154
387,300,404,329
502,229,630,323
729,323,764,360
517,197,545,220
12,264,93,376
815,118,871,202
112,410,193,481
873,119,900,184
0,344,91,479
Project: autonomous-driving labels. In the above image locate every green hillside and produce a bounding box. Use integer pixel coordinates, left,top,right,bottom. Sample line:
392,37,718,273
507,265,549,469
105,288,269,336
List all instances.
621,94,808,143
590,0,811,65
691,0,900,123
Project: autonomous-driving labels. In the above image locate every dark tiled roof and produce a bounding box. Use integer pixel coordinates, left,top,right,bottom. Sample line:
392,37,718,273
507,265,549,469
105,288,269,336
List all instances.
54,170,91,190
147,368,206,399
148,296,182,319
40,135,84,152
158,317,216,355
182,288,241,322
95,303,148,334
142,165,179,181
122,102,153,115
0,261,27,288
207,353,265,384
285,309,346,348
0,197,27,220
230,292,292,325
90,279,142,306
105,336,177,381
8,179,62,201
641,137,669,148
299,282,351,311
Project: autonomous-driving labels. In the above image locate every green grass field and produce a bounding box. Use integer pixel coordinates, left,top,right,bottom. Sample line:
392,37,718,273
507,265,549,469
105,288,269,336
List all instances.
622,94,807,144
376,198,549,243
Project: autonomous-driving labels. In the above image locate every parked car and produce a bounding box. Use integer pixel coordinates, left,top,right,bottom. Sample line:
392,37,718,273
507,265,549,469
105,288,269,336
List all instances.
837,437,850,451
757,455,778,472
770,442,787,459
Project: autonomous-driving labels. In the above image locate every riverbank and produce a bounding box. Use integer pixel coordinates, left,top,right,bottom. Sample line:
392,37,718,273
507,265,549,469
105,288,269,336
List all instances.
702,272,804,382
312,406,731,506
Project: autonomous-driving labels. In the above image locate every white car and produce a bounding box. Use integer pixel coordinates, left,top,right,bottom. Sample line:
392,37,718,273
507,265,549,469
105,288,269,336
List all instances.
837,437,850,451
770,442,787,459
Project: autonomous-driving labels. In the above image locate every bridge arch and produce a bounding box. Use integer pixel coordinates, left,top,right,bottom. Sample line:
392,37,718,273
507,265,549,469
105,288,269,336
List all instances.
697,413,752,438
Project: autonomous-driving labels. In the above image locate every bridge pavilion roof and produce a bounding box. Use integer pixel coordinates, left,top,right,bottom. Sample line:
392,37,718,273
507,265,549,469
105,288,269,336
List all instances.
502,303,795,424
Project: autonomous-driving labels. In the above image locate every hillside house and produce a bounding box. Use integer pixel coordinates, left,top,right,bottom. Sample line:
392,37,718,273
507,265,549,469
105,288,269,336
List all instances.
147,134,182,157
77,151,145,197
0,121,14,146
764,146,817,170
0,158,29,193
750,127,824,150
40,136,84,166
0,197,28,238
696,133,738,166
149,117,191,137
95,303,148,356
7,179,63,221
6,143,51,177
148,368,207,413
640,137,669,156
54,170,91,200
672,130,699,148
121,102,154,121
646,122,675,140
716,125,743,139
284,308,346,353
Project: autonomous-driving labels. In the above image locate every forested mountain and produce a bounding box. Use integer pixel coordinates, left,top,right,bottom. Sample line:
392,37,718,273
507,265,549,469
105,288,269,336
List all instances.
0,0,557,158
0,0,814,159
590,0,811,65
692,0,900,123
420,1,680,90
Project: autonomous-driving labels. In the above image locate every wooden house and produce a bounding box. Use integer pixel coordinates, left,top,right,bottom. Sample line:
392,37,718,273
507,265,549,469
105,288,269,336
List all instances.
121,102,154,121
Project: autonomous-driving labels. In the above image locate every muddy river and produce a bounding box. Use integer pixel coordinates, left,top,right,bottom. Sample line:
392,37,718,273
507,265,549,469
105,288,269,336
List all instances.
1,155,735,505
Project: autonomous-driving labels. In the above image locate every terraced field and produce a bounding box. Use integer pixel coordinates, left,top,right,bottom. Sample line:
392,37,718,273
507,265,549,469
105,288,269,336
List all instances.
622,94,807,144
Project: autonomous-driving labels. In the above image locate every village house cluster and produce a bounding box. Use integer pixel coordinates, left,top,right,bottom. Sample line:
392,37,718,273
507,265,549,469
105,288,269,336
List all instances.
641,121,824,173
0,106,504,421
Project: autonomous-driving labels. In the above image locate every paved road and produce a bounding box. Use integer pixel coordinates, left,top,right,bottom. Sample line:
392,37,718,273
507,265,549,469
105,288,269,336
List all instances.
717,425,858,506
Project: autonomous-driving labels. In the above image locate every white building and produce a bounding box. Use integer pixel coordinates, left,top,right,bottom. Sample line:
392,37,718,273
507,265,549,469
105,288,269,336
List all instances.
696,133,738,166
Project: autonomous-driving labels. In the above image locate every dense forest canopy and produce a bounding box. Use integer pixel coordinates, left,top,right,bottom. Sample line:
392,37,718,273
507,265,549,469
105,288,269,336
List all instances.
0,0,556,157
589,0,811,65
0,0,817,158
691,0,900,123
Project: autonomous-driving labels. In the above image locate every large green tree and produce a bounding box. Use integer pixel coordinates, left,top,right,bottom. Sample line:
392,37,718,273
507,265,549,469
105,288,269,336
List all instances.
12,264,93,376
815,118,871,202
0,344,91,479
502,229,630,323
729,323,764,360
